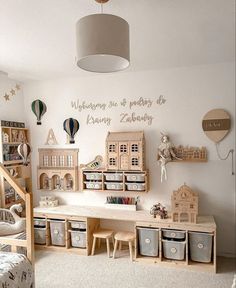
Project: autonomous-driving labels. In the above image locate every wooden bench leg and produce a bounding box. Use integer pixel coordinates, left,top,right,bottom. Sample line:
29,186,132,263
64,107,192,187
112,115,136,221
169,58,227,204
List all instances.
91,237,97,256
98,238,101,248
113,239,118,259
119,241,122,250
112,236,115,248
106,238,110,258
128,241,133,261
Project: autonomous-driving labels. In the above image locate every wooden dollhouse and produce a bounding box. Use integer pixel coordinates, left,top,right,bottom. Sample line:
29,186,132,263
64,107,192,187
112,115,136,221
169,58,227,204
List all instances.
37,148,79,191
171,184,198,223
106,131,145,171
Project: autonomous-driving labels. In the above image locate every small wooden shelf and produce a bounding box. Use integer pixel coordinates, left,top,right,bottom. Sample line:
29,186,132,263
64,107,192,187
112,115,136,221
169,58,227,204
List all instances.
80,169,149,193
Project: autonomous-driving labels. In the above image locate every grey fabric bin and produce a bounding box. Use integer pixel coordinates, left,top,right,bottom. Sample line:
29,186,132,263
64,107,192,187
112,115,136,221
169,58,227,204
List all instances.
162,229,185,240
137,227,159,257
49,219,66,246
189,232,213,263
34,218,46,227
162,239,186,260
34,227,46,245
69,221,86,230
69,230,86,248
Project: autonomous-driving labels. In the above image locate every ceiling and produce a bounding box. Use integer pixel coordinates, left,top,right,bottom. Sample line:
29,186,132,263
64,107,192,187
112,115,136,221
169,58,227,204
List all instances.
0,0,235,81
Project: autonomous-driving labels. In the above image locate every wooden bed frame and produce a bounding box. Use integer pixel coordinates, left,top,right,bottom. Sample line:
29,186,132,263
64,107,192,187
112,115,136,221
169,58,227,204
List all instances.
0,163,34,264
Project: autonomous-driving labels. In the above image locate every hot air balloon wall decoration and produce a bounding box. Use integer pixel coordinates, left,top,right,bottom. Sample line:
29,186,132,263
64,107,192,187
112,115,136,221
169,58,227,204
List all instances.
63,118,80,144
202,109,234,175
17,143,31,166
31,99,47,125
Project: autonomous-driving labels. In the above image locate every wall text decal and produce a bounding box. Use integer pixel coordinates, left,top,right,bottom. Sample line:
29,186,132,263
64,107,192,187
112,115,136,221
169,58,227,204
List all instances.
71,95,166,126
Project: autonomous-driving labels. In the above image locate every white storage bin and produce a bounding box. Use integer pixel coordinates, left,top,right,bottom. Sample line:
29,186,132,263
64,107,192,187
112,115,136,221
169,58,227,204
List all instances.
69,221,86,230
104,173,123,181
105,182,123,190
69,230,86,248
34,218,46,228
162,239,186,260
125,174,145,182
126,183,145,191
84,181,102,190
34,227,46,245
84,172,102,181
137,227,159,257
189,232,213,263
162,229,185,240
49,219,66,246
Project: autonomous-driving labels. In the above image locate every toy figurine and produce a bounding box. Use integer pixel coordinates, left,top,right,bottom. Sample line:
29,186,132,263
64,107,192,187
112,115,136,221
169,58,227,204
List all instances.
150,203,168,219
157,133,181,182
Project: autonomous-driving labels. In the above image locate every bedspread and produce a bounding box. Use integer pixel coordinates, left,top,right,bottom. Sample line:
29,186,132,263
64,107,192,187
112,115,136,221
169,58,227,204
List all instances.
0,252,34,288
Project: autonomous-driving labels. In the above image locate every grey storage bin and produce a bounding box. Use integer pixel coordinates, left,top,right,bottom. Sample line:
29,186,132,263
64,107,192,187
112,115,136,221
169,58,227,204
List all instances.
162,239,186,260
34,227,46,245
69,221,86,230
137,227,159,257
162,229,185,240
49,219,66,246
34,218,46,227
189,232,213,263
84,172,102,181
126,182,145,191
105,182,123,190
104,173,123,181
69,230,86,248
84,181,102,190
125,173,145,182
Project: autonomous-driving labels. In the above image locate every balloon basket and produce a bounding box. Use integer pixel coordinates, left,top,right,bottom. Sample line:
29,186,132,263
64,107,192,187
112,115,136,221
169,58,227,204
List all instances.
37,122,42,125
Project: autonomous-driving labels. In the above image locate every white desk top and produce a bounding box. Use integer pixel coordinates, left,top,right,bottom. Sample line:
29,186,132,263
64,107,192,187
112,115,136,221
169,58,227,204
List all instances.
34,205,216,230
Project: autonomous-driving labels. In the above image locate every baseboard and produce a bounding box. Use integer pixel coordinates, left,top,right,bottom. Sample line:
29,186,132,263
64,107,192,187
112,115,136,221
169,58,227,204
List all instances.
217,252,236,258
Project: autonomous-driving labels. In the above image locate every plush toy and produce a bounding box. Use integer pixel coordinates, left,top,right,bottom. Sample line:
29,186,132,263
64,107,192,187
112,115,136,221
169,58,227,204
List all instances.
0,204,26,236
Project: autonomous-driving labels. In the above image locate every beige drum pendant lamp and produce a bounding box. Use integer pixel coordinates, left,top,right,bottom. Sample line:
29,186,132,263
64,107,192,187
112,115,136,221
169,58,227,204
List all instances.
76,0,130,73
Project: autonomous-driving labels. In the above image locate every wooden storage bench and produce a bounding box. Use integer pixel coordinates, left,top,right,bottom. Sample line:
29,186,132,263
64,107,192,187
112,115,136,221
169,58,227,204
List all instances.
34,205,216,272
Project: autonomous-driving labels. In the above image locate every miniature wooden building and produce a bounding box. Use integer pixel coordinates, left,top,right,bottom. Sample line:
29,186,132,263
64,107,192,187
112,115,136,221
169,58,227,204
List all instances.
171,184,198,223
37,148,79,191
173,146,207,162
106,131,145,171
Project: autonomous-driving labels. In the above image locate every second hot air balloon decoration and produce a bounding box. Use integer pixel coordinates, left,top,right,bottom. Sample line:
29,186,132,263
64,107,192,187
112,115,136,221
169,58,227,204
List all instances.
17,143,31,166
31,99,47,125
63,118,80,144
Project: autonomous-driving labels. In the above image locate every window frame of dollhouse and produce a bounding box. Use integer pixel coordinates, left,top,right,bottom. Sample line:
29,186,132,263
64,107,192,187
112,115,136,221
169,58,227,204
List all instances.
120,144,127,153
109,157,116,166
131,144,139,152
131,157,139,166
109,144,116,153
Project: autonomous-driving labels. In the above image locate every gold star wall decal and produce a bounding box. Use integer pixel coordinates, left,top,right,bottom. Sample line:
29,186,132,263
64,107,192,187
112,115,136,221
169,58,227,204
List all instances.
10,89,16,95
4,94,10,101
2,83,21,102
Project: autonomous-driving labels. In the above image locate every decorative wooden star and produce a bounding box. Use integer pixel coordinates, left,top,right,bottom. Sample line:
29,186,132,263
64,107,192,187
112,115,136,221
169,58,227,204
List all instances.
10,89,16,95
4,93,10,101
15,84,21,90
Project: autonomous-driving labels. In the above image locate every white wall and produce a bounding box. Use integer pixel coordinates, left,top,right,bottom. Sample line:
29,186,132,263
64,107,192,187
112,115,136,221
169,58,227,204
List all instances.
23,62,235,257
0,74,25,121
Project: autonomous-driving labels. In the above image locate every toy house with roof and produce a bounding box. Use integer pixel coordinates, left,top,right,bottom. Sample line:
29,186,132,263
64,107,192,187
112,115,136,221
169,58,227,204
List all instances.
171,184,198,223
106,131,145,171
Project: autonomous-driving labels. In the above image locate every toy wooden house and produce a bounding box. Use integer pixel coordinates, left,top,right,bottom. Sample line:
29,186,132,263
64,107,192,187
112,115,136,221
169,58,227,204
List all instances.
106,131,145,171
37,148,79,191
171,184,198,223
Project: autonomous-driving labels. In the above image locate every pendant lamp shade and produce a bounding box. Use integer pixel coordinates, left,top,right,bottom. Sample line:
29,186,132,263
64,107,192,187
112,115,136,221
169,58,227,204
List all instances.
76,14,130,73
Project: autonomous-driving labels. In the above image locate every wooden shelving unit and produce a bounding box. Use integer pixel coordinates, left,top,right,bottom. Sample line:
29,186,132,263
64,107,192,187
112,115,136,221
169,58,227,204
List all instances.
80,169,149,193
0,122,32,208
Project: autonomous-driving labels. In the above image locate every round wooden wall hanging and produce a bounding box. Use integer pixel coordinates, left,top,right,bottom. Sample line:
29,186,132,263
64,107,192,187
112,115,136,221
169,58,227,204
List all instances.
202,109,231,143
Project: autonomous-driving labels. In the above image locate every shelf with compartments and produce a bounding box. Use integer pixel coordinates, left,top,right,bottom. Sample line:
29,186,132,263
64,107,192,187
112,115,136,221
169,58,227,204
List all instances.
135,218,216,273
0,121,32,208
80,169,149,193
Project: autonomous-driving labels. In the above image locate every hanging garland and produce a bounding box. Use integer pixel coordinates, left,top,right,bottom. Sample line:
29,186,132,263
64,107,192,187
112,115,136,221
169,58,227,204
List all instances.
2,84,21,102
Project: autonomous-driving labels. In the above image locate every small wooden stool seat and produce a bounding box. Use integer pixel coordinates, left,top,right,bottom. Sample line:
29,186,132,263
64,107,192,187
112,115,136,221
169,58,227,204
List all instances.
91,229,114,257
113,231,135,261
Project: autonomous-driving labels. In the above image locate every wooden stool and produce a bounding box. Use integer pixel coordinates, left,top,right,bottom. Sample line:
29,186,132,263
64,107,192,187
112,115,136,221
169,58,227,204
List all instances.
113,231,135,261
91,229,114,258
